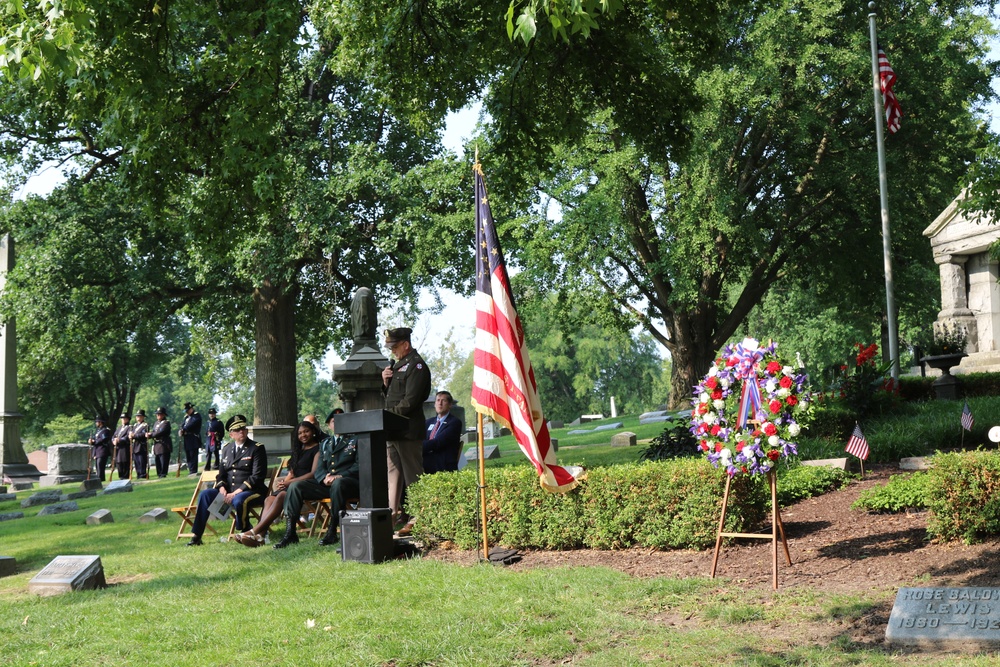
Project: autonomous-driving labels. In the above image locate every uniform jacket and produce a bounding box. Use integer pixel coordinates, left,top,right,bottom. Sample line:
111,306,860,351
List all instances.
314,434,360,482
382,348,432,440
130,421,149,455
181,412,203,449
91,426,112,459
150,419,173,456
422,413,464,474
112,423,131,463
205,417,224,450
216,438,268,496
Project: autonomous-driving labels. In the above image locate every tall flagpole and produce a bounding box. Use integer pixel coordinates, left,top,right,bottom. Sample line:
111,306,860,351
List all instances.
868,2,900,384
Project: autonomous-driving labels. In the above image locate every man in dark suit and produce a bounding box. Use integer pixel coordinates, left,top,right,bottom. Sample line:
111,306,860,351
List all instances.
204,408,224,471
422,391,463,474
187,414,268,546
88,417,112,481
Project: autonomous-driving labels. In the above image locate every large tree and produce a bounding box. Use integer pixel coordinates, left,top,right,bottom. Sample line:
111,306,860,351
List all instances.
326,0,995,407
0,1,470,423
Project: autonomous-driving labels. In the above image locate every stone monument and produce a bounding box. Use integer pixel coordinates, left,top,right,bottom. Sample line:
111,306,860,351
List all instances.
334,287,392,412
39,443,90,486
0,235,41,484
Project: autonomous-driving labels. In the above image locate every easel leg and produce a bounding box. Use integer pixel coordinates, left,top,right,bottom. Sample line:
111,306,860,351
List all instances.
770,470,778,590
710,474,733,579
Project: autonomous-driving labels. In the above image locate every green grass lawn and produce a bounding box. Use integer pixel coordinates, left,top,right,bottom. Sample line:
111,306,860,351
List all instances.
0,461,994,665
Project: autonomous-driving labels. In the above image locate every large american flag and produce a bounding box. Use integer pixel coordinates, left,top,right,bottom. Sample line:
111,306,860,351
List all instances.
878,47,902,134
470,163,583,493
845,423,870,461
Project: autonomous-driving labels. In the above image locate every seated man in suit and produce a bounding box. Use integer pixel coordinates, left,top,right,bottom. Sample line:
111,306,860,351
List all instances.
186,414,268,546
422,391,463,474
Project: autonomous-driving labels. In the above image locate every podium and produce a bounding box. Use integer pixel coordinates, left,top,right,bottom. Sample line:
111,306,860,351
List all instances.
334,410,408,563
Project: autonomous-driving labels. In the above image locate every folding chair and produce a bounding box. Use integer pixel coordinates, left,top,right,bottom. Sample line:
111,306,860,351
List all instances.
302,495,359,538
172,470,221,541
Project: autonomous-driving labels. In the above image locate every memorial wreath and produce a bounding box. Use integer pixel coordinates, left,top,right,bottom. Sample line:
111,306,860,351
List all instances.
690,338,810,476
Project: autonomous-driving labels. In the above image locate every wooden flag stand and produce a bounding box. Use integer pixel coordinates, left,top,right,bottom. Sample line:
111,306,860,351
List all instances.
710,469,791,590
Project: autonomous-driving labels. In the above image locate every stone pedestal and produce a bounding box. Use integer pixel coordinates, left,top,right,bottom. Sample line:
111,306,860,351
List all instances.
247,425,294,463
333,343,392,413
39,444,90,486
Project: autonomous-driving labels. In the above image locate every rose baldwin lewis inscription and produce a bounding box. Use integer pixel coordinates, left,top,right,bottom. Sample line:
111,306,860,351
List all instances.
887,587,1000,648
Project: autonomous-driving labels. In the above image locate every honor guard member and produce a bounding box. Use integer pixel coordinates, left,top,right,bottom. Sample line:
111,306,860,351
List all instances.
130,409,150,479
380,327,432,528
179,402,203,475
88,417,112,481
186,415,268,546
204,408,224,471
150,407,173,478
112,413,132,480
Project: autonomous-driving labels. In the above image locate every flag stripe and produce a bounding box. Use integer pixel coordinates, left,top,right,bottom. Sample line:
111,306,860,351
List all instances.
878,47,902,134
962,402,975,431
471,164,583,492
845,424,870,461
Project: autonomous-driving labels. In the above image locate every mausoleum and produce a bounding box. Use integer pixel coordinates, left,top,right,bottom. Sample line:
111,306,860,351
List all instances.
924,195,1000,373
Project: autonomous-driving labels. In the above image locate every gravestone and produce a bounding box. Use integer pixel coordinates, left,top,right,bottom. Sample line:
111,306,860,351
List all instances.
801,458,849,471
38,501,79,516
39,444,90,486
886,587,1000,648
139,508,169,524
0,511,23,521
567,429,593,435
547,420,564,430
28,555,106,596
62,489,97,501
11,481,33,491
639,416,671,425
610,432,637,447
593,422,624,431
0,485,6,493
900,457,933,471
0,492,14,502
80,479,103,491
460,432,477,444
102,480,133,495
21,490,62,508
551,438,558,451
580,414,603,423
464,445,501,461
0,556,15,577
639,410,669,420
86,509,113,525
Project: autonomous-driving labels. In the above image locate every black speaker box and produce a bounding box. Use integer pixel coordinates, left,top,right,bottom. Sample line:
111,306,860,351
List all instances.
340,508,394,564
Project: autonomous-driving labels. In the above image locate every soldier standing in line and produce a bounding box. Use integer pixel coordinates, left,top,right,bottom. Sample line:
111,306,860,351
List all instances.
88,416,112,482
179,402,202,476
130,409,150,479
150,407,173,478
204,408,224,471
112,413,132,480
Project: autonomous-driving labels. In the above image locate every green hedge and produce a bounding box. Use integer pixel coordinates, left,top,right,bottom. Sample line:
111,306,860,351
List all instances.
927,450,1000,544
408,459,773,551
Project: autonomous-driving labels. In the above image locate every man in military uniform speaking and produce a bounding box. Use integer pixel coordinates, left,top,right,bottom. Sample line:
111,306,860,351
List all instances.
380,327,431,526
186,414,268,546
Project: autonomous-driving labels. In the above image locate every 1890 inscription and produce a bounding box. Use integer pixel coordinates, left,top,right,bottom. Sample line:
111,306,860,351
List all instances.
886,587,1000,647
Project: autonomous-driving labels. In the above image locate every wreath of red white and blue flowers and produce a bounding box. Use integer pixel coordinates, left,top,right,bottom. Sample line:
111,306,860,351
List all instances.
690,338,810,476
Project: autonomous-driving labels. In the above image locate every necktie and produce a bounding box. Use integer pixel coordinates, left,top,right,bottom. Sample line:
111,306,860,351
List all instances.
430,418,441,439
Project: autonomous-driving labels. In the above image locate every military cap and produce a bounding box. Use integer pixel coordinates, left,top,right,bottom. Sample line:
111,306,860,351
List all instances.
155,406,167,416
135,409,146,417
383,327,412,344
183,402,194,411
226,414,248,431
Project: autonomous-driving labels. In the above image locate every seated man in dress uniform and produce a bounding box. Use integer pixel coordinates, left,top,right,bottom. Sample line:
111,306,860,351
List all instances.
186,414,268,546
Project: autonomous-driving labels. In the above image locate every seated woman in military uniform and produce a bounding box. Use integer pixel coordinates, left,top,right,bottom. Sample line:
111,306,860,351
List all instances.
235,420,322,547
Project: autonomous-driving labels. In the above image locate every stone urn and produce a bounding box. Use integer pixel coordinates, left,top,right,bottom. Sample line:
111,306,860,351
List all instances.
920,353,968,400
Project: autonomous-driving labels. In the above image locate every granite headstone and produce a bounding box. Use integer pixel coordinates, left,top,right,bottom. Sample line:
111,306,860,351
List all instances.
886,587,1000,648
28,555,106,596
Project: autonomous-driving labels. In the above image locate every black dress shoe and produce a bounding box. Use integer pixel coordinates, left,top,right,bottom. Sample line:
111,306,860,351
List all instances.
273,532,299,549
318,532,339,547
186,536,203,546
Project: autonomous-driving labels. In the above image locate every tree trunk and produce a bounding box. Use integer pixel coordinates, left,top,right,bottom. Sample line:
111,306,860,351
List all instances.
666,314,719,411
254,280,298,425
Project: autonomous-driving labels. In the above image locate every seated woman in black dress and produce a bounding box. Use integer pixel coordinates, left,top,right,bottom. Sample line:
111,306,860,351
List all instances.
235,420,322,547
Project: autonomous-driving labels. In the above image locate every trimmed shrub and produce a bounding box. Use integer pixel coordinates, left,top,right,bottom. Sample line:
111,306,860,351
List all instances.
852,472,930,513
777,464,853,506
927,451,1000,544
639,418,700,462
407,459,770,551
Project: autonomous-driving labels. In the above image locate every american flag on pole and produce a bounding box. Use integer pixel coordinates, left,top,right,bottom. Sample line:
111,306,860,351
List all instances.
878,46,902,134
845,423,870,461
962,402,975,431
470,162,583,493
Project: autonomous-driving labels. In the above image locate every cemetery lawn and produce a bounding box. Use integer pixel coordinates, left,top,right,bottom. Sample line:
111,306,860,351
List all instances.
3,469,1000,665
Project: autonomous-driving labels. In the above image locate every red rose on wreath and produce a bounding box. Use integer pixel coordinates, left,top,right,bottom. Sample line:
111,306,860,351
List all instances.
763,423,777,436
710,425,721,436
767,450,780,461
779,376,793,389
705,377,718,390
769,399,782,414
711,389,723,400
786,395,798,406
766,361,781,374
715,443,723,453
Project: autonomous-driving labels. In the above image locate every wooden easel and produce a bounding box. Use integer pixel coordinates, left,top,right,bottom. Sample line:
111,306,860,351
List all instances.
710,468,791,590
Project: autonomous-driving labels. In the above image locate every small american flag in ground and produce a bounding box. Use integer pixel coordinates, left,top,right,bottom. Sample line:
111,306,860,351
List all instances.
845,423,870,461
470,162,583,493
962,402,975,431
878,46,902,134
